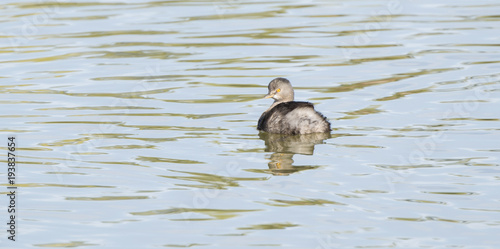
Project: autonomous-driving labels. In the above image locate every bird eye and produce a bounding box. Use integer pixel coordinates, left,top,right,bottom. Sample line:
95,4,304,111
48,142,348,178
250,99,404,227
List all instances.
277,88,281,93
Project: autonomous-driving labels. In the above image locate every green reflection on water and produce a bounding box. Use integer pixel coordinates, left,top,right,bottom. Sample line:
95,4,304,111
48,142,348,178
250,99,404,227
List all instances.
2,87,173,99
137,156,204,164
159,170,268,189
376,87,432,101
120,124,227,131
46,171,86,175
39,137,94,147
346,105,383,115
398,199,447,205
180,55,321,64
34,241,98,248
163,243,208,248
40,106,159,111
238,222,299,230
12,1,125,8
131,208,262,220
66,196,149,201
49,30,175,39
258,198,345,207
423,191,478,195
96,41,284,48
319,67,461,93
54,15,113,21
389,216,475,224
89,50,191,60
78,112,245,120
96,144,156,150
1,183,114,188
162,94,262,104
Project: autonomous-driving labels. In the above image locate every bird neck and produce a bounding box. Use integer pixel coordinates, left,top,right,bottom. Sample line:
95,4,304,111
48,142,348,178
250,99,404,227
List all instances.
266,99,288,112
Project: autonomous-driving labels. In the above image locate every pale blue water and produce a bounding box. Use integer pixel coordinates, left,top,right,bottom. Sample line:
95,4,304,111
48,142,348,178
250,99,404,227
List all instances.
1,0,499,248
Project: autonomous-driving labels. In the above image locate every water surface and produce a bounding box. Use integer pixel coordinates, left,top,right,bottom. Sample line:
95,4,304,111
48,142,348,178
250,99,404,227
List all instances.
1,0,499,248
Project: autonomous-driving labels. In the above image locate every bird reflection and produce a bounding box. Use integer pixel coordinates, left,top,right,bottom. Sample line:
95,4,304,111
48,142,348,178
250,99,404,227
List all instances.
259,132,331,176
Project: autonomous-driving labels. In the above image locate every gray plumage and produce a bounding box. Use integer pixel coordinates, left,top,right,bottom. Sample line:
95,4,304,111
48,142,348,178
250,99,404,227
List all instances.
258,78,331,135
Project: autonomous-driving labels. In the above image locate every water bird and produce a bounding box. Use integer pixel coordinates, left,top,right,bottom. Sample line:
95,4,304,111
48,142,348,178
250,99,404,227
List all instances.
257,78,331,135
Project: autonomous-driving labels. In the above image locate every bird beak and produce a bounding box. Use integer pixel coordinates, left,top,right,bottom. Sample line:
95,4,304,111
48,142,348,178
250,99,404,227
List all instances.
264,91,275,99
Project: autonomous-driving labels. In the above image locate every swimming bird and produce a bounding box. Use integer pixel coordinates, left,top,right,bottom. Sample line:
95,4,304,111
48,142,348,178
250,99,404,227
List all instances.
257,78,331,135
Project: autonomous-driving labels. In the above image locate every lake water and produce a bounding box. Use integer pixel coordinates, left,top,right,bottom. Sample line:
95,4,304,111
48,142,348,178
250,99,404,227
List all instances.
1,0,499,248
